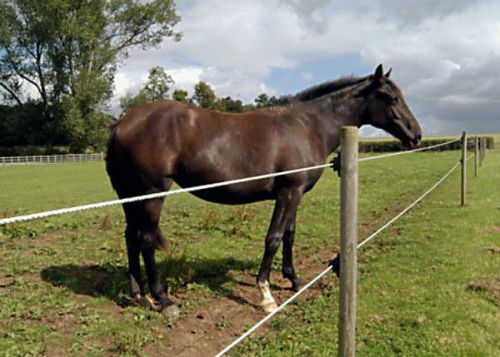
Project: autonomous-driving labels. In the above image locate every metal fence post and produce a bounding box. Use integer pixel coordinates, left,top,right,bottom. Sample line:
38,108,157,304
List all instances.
474,137,479,177
339,126,358,357
461,131,467,206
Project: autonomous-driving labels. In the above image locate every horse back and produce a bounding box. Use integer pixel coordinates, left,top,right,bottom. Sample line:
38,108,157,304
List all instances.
107,100,327,202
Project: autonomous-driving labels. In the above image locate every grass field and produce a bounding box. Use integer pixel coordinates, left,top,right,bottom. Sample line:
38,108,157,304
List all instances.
0,148,498,356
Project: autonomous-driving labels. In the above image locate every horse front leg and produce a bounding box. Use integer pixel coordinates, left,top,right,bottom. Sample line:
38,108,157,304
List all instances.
281,211,305,291
257,187,302,313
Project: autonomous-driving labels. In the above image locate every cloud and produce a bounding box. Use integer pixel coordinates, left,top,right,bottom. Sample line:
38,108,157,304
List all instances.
111,0,500,135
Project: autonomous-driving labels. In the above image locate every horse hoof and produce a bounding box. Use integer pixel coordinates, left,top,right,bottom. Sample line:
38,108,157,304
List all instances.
131,294,155,308
292,279,305,292
261,301,279,313
161,302,180,318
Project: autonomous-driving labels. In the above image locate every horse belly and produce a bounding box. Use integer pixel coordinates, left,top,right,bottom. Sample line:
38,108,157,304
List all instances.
173,176,275,204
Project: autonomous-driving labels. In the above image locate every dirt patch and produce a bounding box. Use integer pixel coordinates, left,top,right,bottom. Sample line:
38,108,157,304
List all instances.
35,231,68,245
43,310,81,357
466,276,500,301
0,276,15,288
145,262,334,356
145,271,267,356
158,297,264,356
478,226,500,234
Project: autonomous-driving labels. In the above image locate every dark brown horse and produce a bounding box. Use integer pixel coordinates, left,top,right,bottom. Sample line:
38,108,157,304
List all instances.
106,64,422,316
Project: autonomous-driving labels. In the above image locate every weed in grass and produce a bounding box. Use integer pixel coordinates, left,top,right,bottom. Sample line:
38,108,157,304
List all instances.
216,319,231,331
199,207,219,231
100,213,112,230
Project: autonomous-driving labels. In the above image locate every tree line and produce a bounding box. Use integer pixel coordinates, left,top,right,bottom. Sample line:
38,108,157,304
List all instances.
119,66,280,115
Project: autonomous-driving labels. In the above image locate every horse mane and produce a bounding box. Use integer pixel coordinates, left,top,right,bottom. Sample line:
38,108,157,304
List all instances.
275,75,368,105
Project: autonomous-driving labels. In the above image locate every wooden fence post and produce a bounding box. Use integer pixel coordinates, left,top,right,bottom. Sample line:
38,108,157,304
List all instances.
479,139,482,167
339,126,358,357
475,137,479,177
482,138,486,162
461,131,467,206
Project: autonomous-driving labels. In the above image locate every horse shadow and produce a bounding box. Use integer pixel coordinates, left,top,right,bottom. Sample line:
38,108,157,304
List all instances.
41,256,260,307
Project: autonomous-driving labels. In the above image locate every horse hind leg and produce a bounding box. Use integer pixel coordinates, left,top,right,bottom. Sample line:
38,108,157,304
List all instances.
121,177,179,316
124,224,144,303
281,211,305,291
137,180,180,316
141,223,180,317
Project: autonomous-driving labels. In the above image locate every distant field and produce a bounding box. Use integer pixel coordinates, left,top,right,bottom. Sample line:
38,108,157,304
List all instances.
0,149,498,355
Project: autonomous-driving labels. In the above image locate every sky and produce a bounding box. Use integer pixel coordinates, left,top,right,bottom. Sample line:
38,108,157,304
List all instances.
112,0,500,137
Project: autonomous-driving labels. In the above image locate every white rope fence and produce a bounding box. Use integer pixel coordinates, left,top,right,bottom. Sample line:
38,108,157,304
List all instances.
0,137,461,226
0,163,332,225
216,156,465,356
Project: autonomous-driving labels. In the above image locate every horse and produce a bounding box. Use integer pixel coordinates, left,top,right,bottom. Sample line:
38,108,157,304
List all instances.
106,64,422,316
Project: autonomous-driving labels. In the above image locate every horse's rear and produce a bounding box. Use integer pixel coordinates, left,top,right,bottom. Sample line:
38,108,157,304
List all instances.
106,101,182,315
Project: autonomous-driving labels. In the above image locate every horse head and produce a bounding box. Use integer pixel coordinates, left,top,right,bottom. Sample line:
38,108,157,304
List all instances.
360,64,422,148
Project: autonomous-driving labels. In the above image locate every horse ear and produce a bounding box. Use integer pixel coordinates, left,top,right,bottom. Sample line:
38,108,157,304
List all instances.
374,64,384,80
385,68,392,78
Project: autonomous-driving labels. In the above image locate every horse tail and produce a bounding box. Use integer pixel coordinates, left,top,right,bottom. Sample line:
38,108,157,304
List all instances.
105,121,121,193
105,121,167,251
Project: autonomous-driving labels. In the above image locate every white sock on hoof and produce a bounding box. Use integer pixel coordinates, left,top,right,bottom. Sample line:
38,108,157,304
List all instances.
258,280,278,313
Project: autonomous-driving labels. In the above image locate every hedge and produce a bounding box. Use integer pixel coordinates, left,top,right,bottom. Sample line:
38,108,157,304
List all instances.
0,146,70,157
359,136,495,152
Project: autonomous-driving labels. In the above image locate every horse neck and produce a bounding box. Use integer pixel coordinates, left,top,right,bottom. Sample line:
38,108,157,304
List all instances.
306,89,366,154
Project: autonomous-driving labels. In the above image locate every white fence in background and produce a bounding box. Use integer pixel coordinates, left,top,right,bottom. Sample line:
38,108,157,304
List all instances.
0,153,105,166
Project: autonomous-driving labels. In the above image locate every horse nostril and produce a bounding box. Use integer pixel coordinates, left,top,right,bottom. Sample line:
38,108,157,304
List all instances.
417,134,422,142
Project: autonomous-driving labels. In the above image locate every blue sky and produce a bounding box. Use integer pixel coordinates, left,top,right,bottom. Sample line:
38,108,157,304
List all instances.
267,55,369,95
113,0,500,136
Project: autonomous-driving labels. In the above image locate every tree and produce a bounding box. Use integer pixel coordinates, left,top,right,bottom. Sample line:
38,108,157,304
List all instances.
119,91,148,115
172,89,190,104
119,66,175,115
192,81,216,109
255,93,279,108
143,66,174,102
0,0,181,150
255,93,270,108
215,96,244,113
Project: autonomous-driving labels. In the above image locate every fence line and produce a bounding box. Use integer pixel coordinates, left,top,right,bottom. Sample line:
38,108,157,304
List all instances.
216,156,465,356
0,153,105,166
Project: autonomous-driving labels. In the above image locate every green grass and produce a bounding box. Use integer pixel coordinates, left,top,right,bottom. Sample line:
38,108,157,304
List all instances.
236,151,500,356
0,148,498,355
